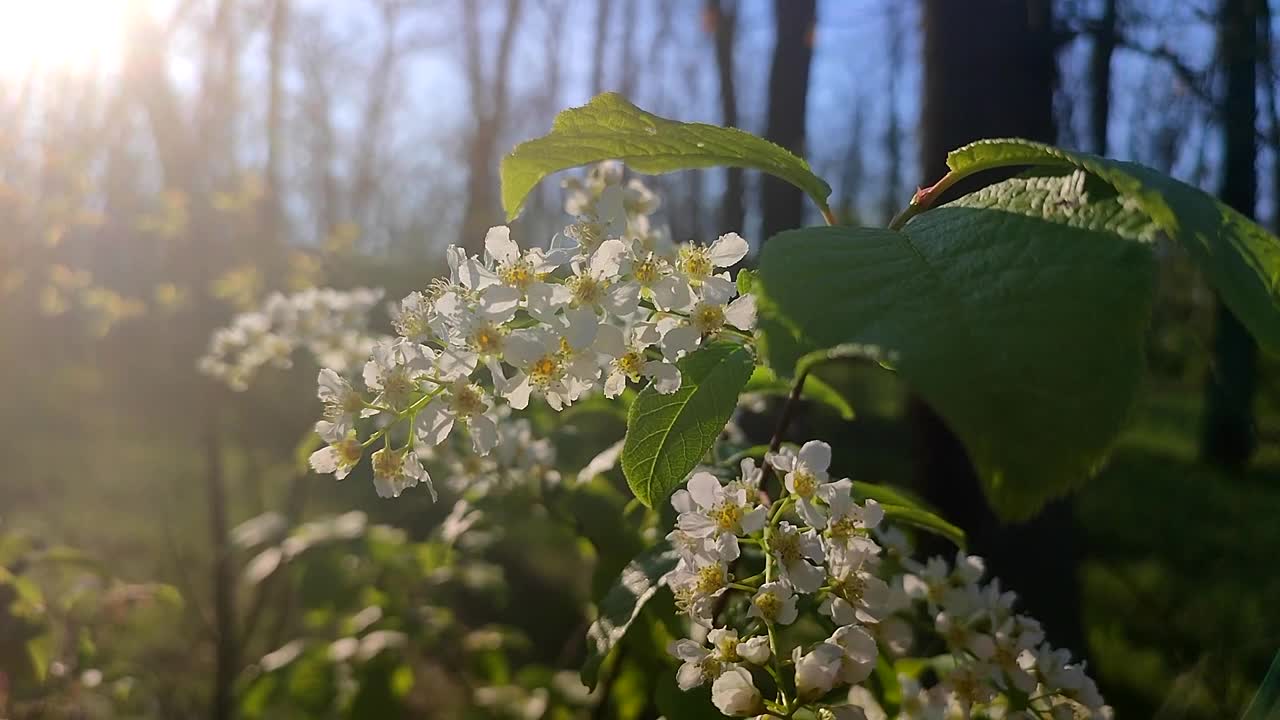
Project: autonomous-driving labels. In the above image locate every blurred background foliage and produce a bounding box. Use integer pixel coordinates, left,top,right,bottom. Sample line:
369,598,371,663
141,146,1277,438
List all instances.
1,0,1279,718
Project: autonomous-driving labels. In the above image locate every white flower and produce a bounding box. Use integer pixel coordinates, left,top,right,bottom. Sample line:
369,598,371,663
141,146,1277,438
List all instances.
562,239,639,317
414,378,500,455
820,549,890,625
769,521,827,593
672,472,766,561
940,663,996,713
594,322,681,396
494,310,598,410
749,581,799,625
362,338,432,413
315,368,364,442
675,233,749,286
666,527,731,566
370,447,431,500
483,226,568,298
736,636,770,665
669,638,724,690
766,440,834,528
794,642,845,699
726,458,764,496
970,618,1043,695
710,666,762,717
309,432,363,480
659,280,756,361
827,625,878,685
821,481,884,564
669,557,730,622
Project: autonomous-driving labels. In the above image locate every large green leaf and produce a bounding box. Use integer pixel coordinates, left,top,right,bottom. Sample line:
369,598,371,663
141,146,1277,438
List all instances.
943,139,1280,351
501,92,832,221
622,342,755,508
581,543,680,689
758,172,1157,519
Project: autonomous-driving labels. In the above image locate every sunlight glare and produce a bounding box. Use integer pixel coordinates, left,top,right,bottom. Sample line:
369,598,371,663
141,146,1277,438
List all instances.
0,0,138,75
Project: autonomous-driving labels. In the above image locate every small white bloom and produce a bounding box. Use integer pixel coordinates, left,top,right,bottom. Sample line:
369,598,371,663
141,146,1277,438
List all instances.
794,642,845,699
767,440,834,528
309,432,363,480
669,557,730,622
362,339,432,413
370,447,431,500
315,368,364,442
736,636,770,665
769,521,827,593
827,624,878,685
710,666,762,717
564,239,640,317
659,280,756,361
672,472,767,561
414,378,500,455
594,323,681,396
749,581,799,625
820,549,890,625
668,638,722,690
675,233,749,286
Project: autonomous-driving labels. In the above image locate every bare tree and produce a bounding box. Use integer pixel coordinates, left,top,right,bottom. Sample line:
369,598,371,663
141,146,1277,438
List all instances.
761,0,816,241
916,0,1085,660
590,0,615,94
707,0,745,233
1090,0,1119,154
1200,0,1261,470
459,0,526,254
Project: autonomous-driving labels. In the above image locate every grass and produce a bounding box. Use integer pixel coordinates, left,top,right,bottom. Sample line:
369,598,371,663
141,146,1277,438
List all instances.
1077,384,1280,719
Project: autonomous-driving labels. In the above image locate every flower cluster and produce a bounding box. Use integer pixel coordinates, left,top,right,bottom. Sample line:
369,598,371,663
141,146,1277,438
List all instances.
306,164,757,501
199,287,385,391
663,440,1109,719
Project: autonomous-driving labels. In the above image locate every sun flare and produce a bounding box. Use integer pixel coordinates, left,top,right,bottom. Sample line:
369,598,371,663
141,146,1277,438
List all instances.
0,0,137,75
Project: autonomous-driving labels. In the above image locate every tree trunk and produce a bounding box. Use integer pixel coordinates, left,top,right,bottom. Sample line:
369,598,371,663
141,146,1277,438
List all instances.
761,0,816,241
590,0,614,94
708,0,745,233
916,0,1086,658
459,0,524,254
1200,0,1260,470
1089,0,1117,154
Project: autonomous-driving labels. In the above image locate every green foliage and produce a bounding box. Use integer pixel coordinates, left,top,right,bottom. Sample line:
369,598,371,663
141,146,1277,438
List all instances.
945,139,1280,352
501,92,832,221
580,543,679,689
757,176,1158,519
744,365,855,420
621,342,755,508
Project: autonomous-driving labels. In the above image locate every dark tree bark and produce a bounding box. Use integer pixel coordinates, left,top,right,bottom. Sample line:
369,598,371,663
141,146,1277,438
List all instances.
1089,0,1117,154
707,0,745,233
880,3,904,223
916,0,1086,658
1200,0,1261,470
761,0,816,241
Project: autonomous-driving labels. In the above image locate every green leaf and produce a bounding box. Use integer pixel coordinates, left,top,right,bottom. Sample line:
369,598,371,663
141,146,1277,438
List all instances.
758,173,1157,519
945,139,1280,351
879,504,966,549
502,92,832,221
622,342,755,508
26,632,53,683
581,543,680,689
744,366,855,420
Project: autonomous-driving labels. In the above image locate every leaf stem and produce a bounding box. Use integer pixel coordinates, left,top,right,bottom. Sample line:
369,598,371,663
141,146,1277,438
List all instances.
887,155,1075,230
